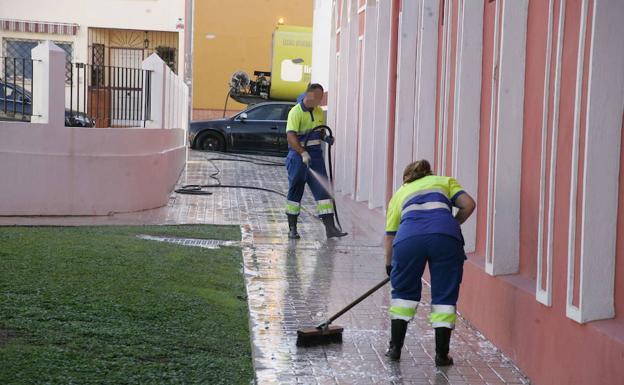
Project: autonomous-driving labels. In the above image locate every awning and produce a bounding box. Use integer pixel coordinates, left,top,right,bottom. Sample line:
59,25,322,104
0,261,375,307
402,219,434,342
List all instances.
0,19,79,36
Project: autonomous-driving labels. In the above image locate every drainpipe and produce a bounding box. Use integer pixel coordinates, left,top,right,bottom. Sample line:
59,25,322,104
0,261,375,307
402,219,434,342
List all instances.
385,0,401,204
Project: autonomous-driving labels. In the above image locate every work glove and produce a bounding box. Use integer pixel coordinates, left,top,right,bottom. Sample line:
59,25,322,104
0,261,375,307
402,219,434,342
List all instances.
324,136,335,146
301,151,311,166
386,264,392,277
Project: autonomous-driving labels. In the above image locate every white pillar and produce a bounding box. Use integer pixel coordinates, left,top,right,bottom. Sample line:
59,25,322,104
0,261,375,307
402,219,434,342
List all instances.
31,41,65,127
412,0,438,166
142,53,167,129
566,0,624,323
343,0,360,196
335,0,350,193
392,0,419,192
451,0,483,253
485,0,528,276
369,0,392,209
356,0,378,202
312,0,333,87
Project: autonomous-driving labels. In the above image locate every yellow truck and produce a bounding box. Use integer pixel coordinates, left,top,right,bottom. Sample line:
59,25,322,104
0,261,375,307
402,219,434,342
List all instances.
229,25,312,104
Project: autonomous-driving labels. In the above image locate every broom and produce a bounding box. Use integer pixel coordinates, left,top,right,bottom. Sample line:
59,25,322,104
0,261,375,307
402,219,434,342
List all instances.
296,277,390,347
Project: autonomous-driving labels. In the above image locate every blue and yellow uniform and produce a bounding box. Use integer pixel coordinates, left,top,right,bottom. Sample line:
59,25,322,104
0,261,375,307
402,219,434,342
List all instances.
285,101,333,217
385,175,467,329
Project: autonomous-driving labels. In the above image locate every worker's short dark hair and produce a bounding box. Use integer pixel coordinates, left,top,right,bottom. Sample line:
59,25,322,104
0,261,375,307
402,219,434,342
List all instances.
306,83,324,93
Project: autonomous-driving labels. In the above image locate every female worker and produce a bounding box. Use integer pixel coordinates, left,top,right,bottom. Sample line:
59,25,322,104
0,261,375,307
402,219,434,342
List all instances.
384,160,476,365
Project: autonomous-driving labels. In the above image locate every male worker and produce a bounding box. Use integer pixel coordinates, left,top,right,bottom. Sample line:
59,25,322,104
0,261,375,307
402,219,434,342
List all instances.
285,83,347,239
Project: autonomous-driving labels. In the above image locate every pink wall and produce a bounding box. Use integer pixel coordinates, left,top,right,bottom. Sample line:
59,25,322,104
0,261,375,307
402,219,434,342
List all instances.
461,1,624,384
615,117,624,330
0,122,186,216
384,0,400,203
330,1,624,384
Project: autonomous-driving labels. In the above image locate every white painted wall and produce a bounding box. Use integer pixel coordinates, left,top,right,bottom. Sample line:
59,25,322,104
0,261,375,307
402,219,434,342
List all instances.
0,0,186,77
0,0,184,32
312,0,332,88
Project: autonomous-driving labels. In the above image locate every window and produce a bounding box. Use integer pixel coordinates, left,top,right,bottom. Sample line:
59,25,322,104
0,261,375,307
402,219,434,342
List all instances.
245,104,287,121
55,42,73,83
3,38,73,83
282,105,295,120
91,43,105,87
3,39,36,80
155,46,176,73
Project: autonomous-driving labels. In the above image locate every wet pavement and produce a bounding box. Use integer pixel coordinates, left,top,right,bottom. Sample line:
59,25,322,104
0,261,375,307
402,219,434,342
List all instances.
0,151,531,385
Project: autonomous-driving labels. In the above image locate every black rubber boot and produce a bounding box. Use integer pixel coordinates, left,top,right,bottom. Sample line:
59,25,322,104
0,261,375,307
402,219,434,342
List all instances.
434,327,454,366
321,214,348,238
385,319,408,361
287,215,300,239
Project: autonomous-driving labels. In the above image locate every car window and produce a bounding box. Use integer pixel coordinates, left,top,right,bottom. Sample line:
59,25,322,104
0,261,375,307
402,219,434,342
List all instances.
0,86,23,101
245,105,286,121
282,105,295,120
0,86,13,99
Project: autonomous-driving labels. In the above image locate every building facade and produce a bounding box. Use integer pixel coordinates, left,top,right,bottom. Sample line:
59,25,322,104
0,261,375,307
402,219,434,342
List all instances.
314,1,624,384
0,0,187,128
0,0,186,75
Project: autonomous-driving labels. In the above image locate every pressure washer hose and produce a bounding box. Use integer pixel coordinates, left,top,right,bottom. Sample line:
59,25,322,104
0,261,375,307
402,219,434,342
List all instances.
174,153,319,218
176,125,344,232
303,125,344,233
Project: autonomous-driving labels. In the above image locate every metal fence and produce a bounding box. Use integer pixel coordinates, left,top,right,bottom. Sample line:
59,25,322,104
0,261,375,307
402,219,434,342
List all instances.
0,57,35,122
1,56,152,127
68,63,152,128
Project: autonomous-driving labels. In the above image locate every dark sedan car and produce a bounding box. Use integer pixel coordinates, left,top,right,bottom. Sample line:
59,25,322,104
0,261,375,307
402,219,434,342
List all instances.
0,80,95,127
189,102,296,156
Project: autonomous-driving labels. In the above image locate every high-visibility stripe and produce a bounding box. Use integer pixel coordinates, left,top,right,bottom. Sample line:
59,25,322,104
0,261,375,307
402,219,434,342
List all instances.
389,299,418,321
431,304,455,314
286,201,301,215
391,298,419,308
429,312,457,325
430,304,457,328
432,321,455,329
317,199,334,215
301,139,322,146
389,306,417,321
317,206,334,215
430,313,456,323
401,188,448,208
401,201,450,216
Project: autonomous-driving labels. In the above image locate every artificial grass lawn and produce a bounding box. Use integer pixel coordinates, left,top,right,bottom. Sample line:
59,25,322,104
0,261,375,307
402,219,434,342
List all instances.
0,225,253,384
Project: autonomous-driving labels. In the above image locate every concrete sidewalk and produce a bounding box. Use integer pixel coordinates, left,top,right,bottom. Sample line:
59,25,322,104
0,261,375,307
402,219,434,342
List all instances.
0,151,530,385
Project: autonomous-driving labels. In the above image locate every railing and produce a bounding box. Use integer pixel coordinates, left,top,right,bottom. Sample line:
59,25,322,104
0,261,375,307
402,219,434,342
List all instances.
0,57,35,122
67,63,152,128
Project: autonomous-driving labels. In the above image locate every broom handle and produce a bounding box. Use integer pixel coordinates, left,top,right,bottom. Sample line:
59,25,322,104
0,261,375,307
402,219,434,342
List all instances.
318,277,391,328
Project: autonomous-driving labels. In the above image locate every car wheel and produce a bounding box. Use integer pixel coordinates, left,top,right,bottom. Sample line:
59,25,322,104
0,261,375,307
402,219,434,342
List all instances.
197,131,225,152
